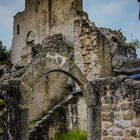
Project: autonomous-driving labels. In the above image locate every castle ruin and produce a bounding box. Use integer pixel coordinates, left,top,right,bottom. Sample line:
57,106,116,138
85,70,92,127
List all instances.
0,0,140,140
11,0,82,64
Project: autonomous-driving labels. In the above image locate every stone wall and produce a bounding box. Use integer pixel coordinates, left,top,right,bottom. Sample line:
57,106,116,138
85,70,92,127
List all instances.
100,77,138,140
20,34,74,121
0,78,29,140
29,93,81,140
97,76,140,140
27,76,140,140
74,12,113,81
70,76,140,140
74,12,139,82
1,72,139,140
0,34,75,139
5,1,140,139
11,0,83,64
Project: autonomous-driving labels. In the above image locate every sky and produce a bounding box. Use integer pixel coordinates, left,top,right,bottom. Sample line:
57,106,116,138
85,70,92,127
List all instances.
0,0,140,56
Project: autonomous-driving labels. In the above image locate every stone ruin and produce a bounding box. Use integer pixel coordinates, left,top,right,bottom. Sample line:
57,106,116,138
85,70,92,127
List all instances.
0,0,140,140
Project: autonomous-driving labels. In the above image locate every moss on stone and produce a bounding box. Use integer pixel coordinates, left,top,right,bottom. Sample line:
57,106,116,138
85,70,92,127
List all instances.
0,99,6,110
28,118,40,129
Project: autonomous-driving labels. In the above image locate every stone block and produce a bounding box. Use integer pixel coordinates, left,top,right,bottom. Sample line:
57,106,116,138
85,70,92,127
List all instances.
114,112,122,120
102,104,112,112
133,117,140,127
123,110,135,120
103,137,115,140
112,104,120,111
110,128,123,136
102,129,109,136
102,112,114,122
104,96,113,104
133,99,140,114
114,120,131,129
104,122,113,129
125,129,137,137
132,80,140,89
120,102,130,110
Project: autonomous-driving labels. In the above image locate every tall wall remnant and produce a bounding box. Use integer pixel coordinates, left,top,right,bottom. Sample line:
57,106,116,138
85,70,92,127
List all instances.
11,0,83,64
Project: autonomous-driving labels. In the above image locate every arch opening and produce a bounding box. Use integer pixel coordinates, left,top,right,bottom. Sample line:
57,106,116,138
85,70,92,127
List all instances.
45,68,101,140
20,52,101,140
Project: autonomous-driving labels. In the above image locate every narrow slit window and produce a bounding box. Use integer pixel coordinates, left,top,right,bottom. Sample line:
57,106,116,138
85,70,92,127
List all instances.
17,25,20,35
35,6,38,12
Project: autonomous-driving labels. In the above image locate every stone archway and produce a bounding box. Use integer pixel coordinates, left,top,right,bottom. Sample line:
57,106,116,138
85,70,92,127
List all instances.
45,53,101,140
20,52,101,140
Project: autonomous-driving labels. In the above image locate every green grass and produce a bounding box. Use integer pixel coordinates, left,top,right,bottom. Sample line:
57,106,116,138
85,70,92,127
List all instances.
53,129,87,140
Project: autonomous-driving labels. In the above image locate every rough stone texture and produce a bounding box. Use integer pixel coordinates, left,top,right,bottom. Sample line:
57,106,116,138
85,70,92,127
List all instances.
1,0,140,140
99,28,140,75
29,93,80,140
74,12,112,80
99,28,136,59
93,77,140,140
26,76,140,140
0,78,29,140
0,34,75,139
77,96,87,130
11,0,83,64
20,35,74,121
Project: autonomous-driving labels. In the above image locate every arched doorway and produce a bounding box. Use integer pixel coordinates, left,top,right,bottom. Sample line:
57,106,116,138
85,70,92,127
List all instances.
20,52,101,140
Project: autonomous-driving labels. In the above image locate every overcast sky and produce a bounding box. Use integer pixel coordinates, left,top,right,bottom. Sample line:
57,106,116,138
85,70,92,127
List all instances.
0,0,140,56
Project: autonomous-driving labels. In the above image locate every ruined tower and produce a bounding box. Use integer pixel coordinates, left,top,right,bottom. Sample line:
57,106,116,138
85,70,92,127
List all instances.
11,0,83,64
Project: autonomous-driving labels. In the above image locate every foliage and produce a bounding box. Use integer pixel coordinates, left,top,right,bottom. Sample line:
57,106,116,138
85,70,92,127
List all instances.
0,41,10,65
28,118,41,129
114,30,140,49
0,99,6,110
128,39,140,48
53,129,87,140
121,39,140,49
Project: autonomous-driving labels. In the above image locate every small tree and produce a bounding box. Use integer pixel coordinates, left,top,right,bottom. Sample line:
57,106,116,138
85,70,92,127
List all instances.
0,41,10,64
129,39,140,48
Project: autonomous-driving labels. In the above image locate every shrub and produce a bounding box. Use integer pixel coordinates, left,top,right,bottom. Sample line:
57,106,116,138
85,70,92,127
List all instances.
0,99,6,110
128,39,140,48
53,129,87,140
0,41,11,65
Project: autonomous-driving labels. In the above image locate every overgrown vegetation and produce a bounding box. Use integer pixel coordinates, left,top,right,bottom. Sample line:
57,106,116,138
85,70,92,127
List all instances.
0,40,11,65
53,129,87,140
121,39,140,49
28,118,41,129
128,39,140,48
113,30,140,49
0,99,6,110
121,37,139,48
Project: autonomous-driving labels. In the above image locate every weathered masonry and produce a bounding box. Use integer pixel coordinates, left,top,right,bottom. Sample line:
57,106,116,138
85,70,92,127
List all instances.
0,0,140,140
11,0,83,64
